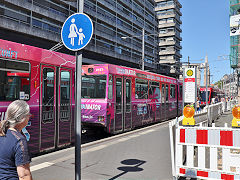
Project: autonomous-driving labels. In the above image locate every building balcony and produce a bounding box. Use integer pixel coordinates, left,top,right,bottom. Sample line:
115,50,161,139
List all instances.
159,32,175,37
155,4,175,12
159,41,175,46
157,13,175,20
176,51,182,58
159,50,176,55
158,22,175,29
175,32,182,41
97,0,116,11
175,14,182,24
175,6,182,16
175,43,182,49
159,59,176,64
6,0,67,23
97,14,116,27
0,15,60,42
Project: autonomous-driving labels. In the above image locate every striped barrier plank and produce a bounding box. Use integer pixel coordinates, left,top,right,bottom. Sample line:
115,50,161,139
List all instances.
175,126,240,179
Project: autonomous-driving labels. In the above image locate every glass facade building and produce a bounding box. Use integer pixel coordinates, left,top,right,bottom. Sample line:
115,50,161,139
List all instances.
154,0,182,69
230,0,240,68
0,0,160,71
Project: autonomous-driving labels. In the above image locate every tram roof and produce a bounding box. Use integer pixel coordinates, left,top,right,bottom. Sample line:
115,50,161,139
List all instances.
0,38,75,68
82,64,180,84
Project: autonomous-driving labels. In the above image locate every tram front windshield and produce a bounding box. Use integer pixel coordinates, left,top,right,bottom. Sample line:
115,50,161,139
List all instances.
200,91,210,102
82,75,106,99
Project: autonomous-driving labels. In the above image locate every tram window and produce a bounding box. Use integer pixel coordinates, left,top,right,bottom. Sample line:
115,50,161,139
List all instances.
42,68,54,104
162,84,165,103
0,59,30,101
116,78,122,114
82,75,106,99
108,75,113,99
42,68,54,123
60,70,70,121
60,71,70,102
126,79,131,112
149,81,160,99
170,84,176,98
135,78,148,99
166,84,169,101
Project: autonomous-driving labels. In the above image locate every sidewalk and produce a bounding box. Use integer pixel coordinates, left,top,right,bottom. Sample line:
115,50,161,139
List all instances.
214,111,233,127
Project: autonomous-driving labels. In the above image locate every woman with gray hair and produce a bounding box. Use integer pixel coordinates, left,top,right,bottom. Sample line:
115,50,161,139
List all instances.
0,100,32,180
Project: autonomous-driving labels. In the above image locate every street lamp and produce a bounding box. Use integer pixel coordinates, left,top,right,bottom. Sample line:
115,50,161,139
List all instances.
121,28,158,71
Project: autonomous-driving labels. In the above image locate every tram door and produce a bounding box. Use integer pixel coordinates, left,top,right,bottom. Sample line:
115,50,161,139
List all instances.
40,65,72,151
57,69,72,147
40,65,56,150
161,84,166,120
115,77,132,132
124,78,132,131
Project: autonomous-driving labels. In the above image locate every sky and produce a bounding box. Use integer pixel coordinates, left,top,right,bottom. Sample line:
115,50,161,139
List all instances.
179,0,231,84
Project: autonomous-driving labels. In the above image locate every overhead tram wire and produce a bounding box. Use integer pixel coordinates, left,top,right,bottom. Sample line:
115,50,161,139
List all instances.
49,41,64,51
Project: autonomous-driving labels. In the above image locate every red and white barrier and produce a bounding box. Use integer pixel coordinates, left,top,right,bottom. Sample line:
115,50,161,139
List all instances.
170,122,240,179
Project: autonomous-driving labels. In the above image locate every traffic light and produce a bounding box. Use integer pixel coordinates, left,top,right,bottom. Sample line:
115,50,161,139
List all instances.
232,105,240,127
182,105,195,126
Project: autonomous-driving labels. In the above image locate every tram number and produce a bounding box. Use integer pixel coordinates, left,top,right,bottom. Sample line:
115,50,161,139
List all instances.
96,68,103,72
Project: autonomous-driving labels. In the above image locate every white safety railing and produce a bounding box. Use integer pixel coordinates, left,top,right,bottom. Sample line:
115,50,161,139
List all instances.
169,101,240,180
170,123,240,179
208,102,223,126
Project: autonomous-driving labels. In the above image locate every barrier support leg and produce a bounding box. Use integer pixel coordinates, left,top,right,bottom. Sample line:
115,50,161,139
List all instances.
169,119,176,178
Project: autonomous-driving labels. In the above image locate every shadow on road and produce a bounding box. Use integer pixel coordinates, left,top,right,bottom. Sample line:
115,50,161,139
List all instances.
108,159,146,180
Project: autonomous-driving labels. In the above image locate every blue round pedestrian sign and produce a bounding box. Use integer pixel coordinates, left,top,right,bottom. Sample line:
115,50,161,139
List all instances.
61,13,93,51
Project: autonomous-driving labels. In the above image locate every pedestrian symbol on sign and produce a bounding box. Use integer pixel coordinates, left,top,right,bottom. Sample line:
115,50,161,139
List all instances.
61,13,93,51
68,18,86,46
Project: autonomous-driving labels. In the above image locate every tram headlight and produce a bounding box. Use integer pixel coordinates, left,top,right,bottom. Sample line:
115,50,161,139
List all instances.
182,105,195,126
98,116,105,122
232,105,240,127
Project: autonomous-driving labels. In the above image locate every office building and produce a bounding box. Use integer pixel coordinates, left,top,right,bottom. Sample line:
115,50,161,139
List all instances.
230,0,240,101
0,0,160,71
154,0,182,70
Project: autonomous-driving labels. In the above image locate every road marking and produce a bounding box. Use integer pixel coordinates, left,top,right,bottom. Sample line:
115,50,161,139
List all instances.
84,144,107,152
139,129,155,135
128,134,140,138
31,162,54,172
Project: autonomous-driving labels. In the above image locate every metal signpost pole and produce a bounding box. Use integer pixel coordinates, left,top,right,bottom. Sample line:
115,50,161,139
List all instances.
61,1,92,180
142,28,145,71
182,68,185,111
76,1,84,180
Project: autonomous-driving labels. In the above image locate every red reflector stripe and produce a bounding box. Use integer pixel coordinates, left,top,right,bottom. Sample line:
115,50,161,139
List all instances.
180,129,185,143
221,174,234,180
220,131,233,146
197,170,208,177
179,168,185,174
197,130,208,144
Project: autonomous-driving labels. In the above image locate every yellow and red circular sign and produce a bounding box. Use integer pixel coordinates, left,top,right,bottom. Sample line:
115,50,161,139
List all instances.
186,69,193,77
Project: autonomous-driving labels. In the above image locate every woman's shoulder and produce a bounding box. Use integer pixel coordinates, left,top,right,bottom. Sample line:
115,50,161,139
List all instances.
8,130,26,142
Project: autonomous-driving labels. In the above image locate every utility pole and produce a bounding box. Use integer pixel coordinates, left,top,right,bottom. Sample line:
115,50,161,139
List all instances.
188,56,190,67
205,55,209,125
